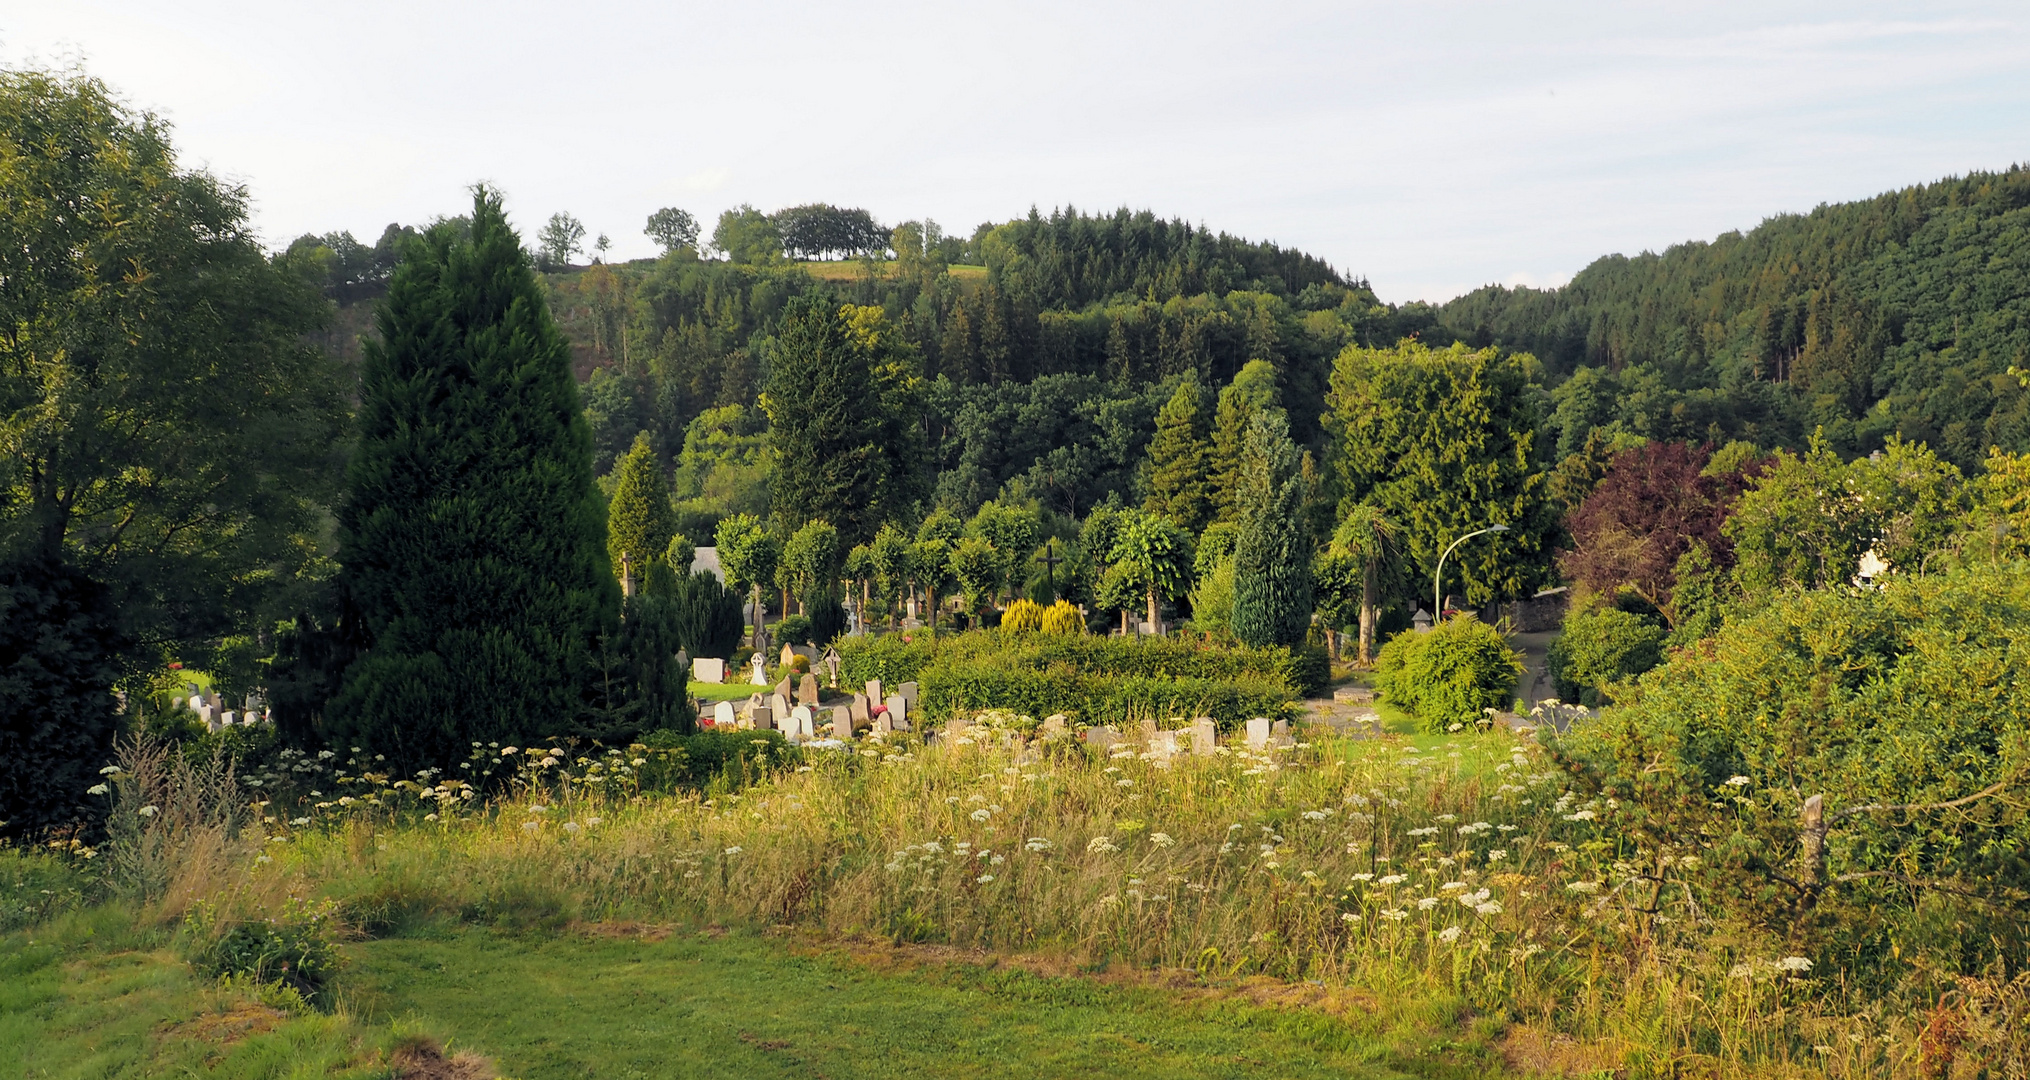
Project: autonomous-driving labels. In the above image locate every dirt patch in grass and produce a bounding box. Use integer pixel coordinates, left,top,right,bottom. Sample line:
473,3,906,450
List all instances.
1497,1023,1626,1077
170,1002,289,1045
791,931,1380,1013
392,1036,496,1080
576,920,675,942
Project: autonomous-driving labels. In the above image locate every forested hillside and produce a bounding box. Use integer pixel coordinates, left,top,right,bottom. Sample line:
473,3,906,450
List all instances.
494,208,1436,527
1437,166,2030,466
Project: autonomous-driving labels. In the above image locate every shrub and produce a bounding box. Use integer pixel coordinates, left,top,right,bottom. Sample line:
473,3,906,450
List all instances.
1373,617,1522,733
1556,561,2030,980
1546,606,1666,706
189,898,341,1005
1039,600,1084,636
773,614,812,646
1000,598,1046,633
0,559,125,842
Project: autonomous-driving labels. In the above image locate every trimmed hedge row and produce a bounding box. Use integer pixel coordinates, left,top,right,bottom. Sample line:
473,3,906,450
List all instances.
840,631,1327,698
918,665,1294,729
838,630,1318,729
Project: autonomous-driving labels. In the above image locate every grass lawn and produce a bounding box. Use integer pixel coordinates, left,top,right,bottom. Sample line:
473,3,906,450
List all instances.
342,923,1503,1080
690,681,768,702
795,260,988,282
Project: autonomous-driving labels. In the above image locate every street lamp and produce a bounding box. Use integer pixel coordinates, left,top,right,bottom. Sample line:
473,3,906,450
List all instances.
1434,525,1510,621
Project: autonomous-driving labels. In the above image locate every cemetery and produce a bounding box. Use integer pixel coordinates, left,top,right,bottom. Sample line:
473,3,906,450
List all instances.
5,58,2029,1080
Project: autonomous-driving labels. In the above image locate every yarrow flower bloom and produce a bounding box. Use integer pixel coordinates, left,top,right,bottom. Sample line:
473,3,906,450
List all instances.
1087,836,1119,854
86,784,109,796
1776,956,1813,973
723,846,743,856
1438,926,1462,943
1726,775,1751,787
1377,874,1407,886
1149,832,1175,848
137,805,158,817
1566,881,1603,894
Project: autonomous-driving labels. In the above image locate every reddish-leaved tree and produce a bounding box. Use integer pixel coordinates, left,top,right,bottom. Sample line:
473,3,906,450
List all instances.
1559,442,1756,624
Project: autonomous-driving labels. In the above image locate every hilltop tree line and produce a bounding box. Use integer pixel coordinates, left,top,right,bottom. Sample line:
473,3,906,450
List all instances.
1437,166,2030,468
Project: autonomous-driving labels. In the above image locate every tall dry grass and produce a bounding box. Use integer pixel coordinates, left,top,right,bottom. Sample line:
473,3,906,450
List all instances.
118,716,2027,1078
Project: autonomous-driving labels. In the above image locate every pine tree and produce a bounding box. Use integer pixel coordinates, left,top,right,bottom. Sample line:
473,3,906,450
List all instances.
329,188,620,771
1231,411,1314,648
1144,372,1213,532
1208,360,1281,522
607,432,677,590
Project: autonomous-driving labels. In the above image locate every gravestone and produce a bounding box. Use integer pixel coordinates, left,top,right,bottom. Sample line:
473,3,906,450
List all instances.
1190,717,1218,755
676,649,690,683
1245,717,1272,750
864,679,883,709
1085,726,1118,752
798,674,819,706
749,652,769,686
885,694,907,731
1271,719,1294,748
832,706,854,739
1149,729,1178,765
850,693,870,724
774,677,792,703
780,644,797,668
872,710,893,736
1040,714,1068,740
1139,718,1159,743
750,706,773,731
897,681,918,710
692,657,725,684
790,705,814,740
821,646,842,688
769,692,790,721
713,701,736,728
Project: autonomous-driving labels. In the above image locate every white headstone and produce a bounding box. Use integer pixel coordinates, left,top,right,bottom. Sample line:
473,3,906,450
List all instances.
713,700,736,728
1190,717,1217,755
884,694,907,731
1245,717,1272,750
749,652,769,686
1085,726,1117,751
770,692,790,720
692,657,725,684
790,705,815,740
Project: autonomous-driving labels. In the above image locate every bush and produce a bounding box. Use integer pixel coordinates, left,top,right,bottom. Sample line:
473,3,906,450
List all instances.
1040,600,1084,635
1546,606,1666,706
773,614,812,646
1555,562,2030,980
1373,617,1523,733
1000,598,1045,633
189,898,341,1005
918,663,1293,729
0,559,125,842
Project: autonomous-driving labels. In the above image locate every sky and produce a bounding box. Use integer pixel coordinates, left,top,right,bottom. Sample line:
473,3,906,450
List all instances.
3,1,2027,303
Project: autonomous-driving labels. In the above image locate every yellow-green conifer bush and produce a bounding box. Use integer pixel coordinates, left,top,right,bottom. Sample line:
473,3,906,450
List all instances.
1000,598,1045,633
1040,600,1084,635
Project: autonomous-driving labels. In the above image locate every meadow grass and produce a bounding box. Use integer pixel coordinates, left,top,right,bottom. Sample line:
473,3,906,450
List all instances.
340,922,1502,1079
21,713,2022,1077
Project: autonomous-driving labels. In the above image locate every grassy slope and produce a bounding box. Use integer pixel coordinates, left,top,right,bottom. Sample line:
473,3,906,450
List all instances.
1,916,1508,1080
347,924,1494,1080
0,908,410,1080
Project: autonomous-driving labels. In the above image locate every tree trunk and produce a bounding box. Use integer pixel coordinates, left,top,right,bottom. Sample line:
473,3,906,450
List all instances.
1146,586,1162,636
1357,559,1378,666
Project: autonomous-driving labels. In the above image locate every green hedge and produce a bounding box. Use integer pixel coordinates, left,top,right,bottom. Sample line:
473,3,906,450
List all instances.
918,664,1293,729
839,631,1325,697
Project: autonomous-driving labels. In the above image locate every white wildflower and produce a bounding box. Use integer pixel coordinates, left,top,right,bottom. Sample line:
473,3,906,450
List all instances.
1565,881,1603,894
86,783,109,796
1149,832,1175,848
1438,926,1462,943
1726,775,1751,787
1776,956,1813,973
1087,836,1119,854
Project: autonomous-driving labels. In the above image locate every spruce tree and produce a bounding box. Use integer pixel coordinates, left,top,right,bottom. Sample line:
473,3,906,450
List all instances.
1230,410,1313,648
1209,361,1281,522
330,188,620,770
607,432,677,590
1144,373,1213,532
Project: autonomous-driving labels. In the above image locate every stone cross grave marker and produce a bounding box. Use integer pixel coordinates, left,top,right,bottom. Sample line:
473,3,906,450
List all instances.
749,652,769,686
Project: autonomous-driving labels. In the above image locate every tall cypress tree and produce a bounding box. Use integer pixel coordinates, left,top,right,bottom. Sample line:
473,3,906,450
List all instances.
1230,410,1313,648
329,188,619,770
607,432,677,590
1144,372,1213,532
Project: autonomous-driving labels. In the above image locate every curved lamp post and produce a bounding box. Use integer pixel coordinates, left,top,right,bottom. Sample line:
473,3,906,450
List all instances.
1434,525,1510,621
